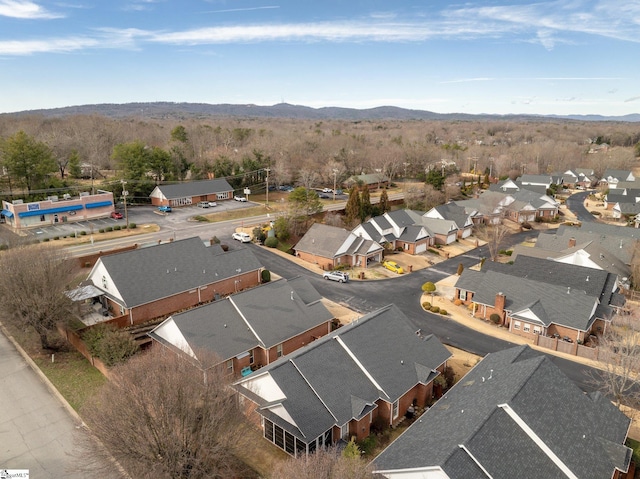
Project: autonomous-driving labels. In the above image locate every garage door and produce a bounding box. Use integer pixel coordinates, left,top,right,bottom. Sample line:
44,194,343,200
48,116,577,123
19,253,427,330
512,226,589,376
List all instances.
416,243,427,254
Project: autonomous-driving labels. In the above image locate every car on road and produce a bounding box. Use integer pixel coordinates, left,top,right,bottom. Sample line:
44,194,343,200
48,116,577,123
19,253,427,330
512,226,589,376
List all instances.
322,187,333,193
322,271,349,283
110,211,123,219
234,196,247,202
382,260,404,274
158,205,172,213
197,201,210,208
319,193,330,199
232,232,251,243
335,189,343,195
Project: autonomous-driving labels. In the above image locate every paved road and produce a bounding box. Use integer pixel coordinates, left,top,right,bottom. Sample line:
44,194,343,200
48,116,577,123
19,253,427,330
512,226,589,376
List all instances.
565,190,594,222
0,328,121,478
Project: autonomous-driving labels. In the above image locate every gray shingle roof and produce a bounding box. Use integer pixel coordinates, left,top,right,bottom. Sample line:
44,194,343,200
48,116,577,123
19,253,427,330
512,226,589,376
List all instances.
149,276,333,363
151,178,233,199
373,345,632,479
93,237,263,308
294,223,351,258
234,304,451,444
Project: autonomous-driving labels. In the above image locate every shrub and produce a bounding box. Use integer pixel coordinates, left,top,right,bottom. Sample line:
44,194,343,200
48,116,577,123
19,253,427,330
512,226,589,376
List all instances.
0,244,8,251
53,236,60,240
430,306,440,313
105,226,113,232
422,302,431,310
490,313,501,324
264,236,279,248
42,238,50,242
129,223,137,229
79,230,87,235
440,309,448,315
261,269,271,283
113,225,121,231
98,228,105,233
454,299,462,306
396,246,404,252
82,323,139,367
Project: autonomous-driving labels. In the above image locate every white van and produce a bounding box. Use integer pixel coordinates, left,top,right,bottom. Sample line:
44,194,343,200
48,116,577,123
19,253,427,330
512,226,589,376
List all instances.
197,201,209,208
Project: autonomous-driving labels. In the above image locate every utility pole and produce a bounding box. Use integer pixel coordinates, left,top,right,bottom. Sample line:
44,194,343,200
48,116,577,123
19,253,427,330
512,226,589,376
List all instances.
121,179,129,231
332,168,338,201
265,167,270,207
403,162,410,191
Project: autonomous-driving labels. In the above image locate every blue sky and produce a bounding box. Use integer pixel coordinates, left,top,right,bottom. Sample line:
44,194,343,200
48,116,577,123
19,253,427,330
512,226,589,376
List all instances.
1,0,639,116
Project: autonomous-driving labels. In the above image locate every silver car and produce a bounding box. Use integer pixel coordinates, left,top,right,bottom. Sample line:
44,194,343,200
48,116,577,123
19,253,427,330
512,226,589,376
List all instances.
322,271,349,283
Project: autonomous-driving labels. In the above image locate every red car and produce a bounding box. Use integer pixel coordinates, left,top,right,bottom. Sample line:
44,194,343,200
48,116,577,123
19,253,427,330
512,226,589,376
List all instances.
110,211,123,219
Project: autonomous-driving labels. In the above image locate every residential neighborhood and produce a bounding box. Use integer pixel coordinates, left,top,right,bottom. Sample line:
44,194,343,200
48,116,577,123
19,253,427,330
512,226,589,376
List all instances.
1,119,640,478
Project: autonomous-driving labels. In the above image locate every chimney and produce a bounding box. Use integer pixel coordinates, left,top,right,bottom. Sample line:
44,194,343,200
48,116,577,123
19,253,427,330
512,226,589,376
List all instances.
495,292,506,313
568,237,576,248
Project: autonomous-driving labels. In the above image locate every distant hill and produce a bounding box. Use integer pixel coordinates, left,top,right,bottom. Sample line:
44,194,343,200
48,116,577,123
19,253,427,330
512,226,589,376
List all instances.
4,101,640,122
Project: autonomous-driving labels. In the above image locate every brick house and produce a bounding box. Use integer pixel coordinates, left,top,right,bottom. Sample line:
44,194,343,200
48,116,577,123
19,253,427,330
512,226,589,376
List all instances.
353,209,460,252
148,276,334,376
233,304,451,457
373,345,632,479
343,173,390,190
149,178,234,207
83,237,263,326
454,256,624,342
294,223,384,270
424,202,474,239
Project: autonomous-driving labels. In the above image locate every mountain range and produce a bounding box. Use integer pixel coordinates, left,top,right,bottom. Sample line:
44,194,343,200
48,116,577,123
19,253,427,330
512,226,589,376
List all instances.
4,102,640,122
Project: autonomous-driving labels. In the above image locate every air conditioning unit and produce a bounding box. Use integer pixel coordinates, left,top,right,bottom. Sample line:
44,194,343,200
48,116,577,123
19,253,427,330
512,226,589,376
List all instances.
63,193,71,200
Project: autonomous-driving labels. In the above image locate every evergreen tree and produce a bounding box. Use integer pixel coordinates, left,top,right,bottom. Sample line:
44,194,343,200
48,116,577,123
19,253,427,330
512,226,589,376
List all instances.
68,149,82,179
360,187,372,221
345,186,361,225
379,188,390,213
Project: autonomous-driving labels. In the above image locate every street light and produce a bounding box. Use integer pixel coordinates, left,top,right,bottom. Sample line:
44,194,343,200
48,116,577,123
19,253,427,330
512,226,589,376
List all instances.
121,179,129,231
332,168,338,201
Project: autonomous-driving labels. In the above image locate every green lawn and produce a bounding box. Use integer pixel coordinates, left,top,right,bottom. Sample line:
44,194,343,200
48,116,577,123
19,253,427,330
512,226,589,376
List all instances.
627,437,640,465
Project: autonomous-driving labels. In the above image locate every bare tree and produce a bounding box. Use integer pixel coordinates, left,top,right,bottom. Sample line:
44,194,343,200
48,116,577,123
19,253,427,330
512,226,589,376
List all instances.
592,315,640,409
475,223,510,262
0,243,76,349
81,348,254,479
270,446,377,479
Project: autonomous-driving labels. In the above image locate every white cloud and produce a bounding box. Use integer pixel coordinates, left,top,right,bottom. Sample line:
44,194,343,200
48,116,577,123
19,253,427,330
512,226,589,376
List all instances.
202,6,280,14
0,0,63,19
0,37,97,55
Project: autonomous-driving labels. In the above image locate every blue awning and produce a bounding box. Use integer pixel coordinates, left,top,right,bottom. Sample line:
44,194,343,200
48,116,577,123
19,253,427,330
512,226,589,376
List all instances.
85,201,113,209
1,209,14,218
18,204,84,218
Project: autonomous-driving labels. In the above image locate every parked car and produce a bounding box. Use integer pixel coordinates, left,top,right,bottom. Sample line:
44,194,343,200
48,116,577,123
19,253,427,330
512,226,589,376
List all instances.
322,187,333,193
197,201,209,208
335,189,344,195
110,211,123,219
322,271,349,283
158,205,172,213
208,201,218,207
234,196,247,202
382,260,404,274
319,193,330,199
232,232,251,243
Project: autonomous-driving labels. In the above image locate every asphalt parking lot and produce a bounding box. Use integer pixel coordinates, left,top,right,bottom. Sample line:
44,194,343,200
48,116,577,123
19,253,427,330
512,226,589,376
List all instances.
1,200,257,242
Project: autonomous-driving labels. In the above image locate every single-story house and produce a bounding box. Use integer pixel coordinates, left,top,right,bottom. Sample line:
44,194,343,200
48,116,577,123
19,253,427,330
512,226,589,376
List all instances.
148,276,335,376
294,223,384,270
81,237,263,326
1,191,114,230
373,345,632,479
234,304,451,457
455,256,624,342
424,203,474,239
601,169,635,188
343,173,390,190
149,178,234,207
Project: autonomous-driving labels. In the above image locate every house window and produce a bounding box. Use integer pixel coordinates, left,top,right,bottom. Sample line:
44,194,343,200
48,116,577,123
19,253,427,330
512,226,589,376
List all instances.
523,324,531,333
264,419,274,442
227,359,233,373
249,349,254,364
458,289,466,301
404,243,409,250
513,321,521,330
392,400,399,420
341,423,349,440
276,344,283,358
533,326,542,334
